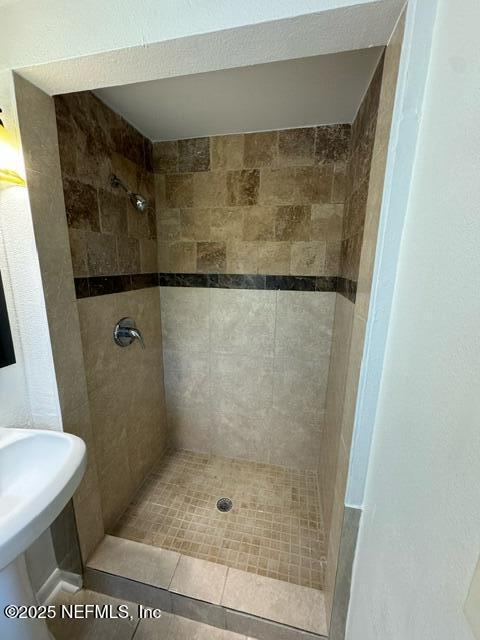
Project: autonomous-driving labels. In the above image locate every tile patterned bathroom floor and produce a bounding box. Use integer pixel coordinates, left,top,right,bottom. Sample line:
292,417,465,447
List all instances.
112,449,326,590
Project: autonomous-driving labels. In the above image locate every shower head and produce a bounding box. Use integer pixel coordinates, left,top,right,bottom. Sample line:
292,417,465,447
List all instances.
110,174,149,213
130,192,149,213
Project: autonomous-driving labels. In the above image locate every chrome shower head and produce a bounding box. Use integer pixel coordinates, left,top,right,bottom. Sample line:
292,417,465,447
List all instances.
110,174,149,213
129,192,149,213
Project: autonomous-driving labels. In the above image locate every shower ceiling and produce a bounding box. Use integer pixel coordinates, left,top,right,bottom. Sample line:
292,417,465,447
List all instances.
94,48,383,141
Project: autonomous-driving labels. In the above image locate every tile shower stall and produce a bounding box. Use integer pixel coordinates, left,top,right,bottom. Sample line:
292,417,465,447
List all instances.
13,16,403,636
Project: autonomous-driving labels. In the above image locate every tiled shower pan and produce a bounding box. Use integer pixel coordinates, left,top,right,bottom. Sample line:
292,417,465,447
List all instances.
112,449,326,590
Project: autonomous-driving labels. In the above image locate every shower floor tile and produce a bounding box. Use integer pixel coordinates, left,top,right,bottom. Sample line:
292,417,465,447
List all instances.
111,449,326,590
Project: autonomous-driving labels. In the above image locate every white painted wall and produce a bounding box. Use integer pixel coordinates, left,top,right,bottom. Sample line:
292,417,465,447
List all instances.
0,0,400,71
0,0,404,96
347,0,480,637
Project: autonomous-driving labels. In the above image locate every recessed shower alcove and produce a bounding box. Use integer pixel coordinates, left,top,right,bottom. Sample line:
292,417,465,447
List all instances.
10,6,406,636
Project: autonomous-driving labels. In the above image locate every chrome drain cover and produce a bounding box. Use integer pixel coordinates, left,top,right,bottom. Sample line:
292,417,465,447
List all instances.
216,497,233,512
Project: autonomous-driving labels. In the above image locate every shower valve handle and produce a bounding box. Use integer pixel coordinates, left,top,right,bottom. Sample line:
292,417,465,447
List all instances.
113,317,145,349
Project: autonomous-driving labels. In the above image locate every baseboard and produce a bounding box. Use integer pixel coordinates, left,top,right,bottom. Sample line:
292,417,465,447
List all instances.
36,568,83,605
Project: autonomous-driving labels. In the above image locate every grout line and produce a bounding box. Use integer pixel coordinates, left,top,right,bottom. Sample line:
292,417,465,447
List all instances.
167,552,182,590
219,566,230,605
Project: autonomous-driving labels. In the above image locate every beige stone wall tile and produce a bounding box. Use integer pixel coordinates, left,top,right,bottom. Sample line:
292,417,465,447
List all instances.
278,127,315,166
243,205,275,241
332,162,348,203
192,171,227,207
166,173,194,207
291,241,326,275
157,209,181,241
226,169,260,206
139,238,158,272
274,205,310,241
153,140,178,173
68,228,88,277
226,241,258,274
169,241,197,272
154,173,166,207
197,241,226,272
180,208,211,241
210,207,243,241
258,167,297,205
295,165,334,204
257,242,290,274
211,134,244,170
244,131,278,167
178,137,210,173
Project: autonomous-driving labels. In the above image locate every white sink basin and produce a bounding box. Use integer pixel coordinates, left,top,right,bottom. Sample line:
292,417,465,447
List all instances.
0,427,86,640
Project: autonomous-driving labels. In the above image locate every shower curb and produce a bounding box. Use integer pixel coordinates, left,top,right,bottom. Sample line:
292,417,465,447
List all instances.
84,566,328,640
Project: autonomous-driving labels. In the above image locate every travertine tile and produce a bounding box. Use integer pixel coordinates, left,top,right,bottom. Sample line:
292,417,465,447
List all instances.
275,205,311,241
295,166,333,205
157,209,181,241
154,140,178,173
210,208,244,241
180,208,211,241
63,177,100,231
168,241,197,272
258,168,297,205
278,127,315,166
197,241,226,272
290,241,326,276
222,569,327,634
315,124,351,164
86,230,118,275
170,555,228,603
117,235,140,274
140,238,158,272
227,170,260,206
87,535,179,588
244,131,277,167
257,241,290,274
193,171,227,207
68,228,88,277
98,188,127,235
243,205,275,241
178,137,210,173
211,135,244,170
226,241,258,274
166,173,194,207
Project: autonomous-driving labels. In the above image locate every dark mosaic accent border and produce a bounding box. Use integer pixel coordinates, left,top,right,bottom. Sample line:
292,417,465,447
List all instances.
336,277,357,303
74,273,349,299
74,273,159,299
159,273,337,292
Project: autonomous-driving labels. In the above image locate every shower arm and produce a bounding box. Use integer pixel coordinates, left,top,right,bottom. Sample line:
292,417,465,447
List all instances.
110,174,131,195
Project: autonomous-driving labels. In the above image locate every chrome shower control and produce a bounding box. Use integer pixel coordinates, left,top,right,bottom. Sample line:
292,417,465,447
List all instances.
113,317,145,349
